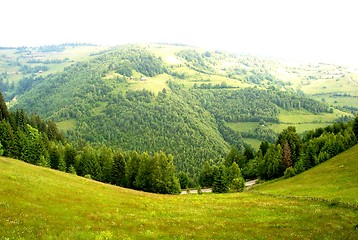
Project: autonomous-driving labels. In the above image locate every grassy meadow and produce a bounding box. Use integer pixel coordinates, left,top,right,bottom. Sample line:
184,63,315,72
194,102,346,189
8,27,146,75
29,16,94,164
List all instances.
253,144,358,205
1,145,358,239
0,45,108,83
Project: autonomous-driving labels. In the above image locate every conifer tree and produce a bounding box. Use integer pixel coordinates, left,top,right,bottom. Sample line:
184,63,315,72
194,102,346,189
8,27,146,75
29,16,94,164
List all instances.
0,91,10,121
126,150,141,189
0,141,4,156
199,161,214,187
282,141,293,168
353,115,358,139
112,151,127,186
212,164,229,193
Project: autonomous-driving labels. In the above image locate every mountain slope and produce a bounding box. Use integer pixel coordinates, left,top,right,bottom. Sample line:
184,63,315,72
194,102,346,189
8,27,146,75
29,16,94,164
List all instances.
253,144,358,205
8,44,346,174
0,156,357,239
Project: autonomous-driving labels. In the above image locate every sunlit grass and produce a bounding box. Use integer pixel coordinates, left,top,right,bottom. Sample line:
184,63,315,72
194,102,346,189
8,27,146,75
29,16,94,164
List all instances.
56,119,77,132
1,153,357,239
254,144,358,205
243,138,262,149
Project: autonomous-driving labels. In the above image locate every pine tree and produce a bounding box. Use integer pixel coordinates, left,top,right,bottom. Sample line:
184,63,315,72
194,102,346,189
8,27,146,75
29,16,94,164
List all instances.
0,141,4,156
282,141,293,168
227,162,245,192
178,171,189,189
0,120,14,157
353,115,358,139
112,151,127,186
199,161,214,187
212,164,229,193
64,143,76,171
68,165,77,175
125,150,141,189
58,157,67,172
0,91,10,121
277,126,301,165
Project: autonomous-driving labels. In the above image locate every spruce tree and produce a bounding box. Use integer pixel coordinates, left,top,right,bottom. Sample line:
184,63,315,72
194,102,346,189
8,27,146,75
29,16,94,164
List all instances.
282,141,293,168
199,161,214,187
112,151,127,186
0,91,10,121
353,115,358,139
212,164,229,193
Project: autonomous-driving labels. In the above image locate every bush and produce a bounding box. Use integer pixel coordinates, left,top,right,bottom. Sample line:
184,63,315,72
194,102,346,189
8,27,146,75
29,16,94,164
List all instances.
230,177,245,192
197,186,203,195
284,167,296,179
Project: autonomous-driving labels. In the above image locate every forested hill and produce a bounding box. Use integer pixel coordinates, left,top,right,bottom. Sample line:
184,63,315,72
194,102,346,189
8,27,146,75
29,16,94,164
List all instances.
4,44,345,174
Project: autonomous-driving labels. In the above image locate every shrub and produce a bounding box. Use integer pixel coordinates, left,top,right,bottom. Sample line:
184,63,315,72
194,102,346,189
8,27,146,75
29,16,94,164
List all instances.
284,167,296,179
230,177,245,192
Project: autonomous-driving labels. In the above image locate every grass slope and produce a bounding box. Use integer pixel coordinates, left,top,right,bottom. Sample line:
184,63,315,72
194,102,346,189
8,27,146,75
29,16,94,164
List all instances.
1,155,357,239
253,144,358,205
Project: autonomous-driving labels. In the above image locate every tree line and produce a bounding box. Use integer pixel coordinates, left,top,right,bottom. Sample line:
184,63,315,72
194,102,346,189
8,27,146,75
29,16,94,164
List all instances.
0,91,180,194
207,119,358,183
1,88,357,194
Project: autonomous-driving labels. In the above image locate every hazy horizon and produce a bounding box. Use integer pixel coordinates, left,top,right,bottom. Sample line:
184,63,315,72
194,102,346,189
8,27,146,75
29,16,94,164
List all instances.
2,0,357,65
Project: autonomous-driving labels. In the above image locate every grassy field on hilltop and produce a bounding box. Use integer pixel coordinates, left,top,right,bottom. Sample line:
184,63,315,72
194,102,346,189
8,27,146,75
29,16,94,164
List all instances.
1,148,358,239
0,45,108,83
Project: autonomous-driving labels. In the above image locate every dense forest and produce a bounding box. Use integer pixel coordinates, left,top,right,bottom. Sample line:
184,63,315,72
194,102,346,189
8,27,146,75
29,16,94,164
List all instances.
198,118,358,192
0,91,181,194
1,88,357,194
7,45,341,177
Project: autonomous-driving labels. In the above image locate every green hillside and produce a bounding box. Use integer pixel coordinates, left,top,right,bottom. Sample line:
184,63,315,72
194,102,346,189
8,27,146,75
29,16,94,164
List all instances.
1,44,354,174
253,144,358,205
1,150,357,239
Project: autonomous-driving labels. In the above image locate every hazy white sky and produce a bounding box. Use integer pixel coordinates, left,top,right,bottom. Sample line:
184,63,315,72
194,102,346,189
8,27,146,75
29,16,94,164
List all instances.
1,0,357,64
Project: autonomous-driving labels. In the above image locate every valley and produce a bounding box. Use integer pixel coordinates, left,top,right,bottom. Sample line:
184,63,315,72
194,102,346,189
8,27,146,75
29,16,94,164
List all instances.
0,43,358,239
1,43,356,176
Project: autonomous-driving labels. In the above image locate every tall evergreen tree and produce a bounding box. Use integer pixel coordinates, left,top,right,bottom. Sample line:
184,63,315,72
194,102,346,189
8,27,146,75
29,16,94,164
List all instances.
0,91,10,121
112,151,127,186
282,141,293,168
353,115,358,139
125,150,141,189
277,126,301,165
0,120,14,157
212,164,229,193
199,161,214,187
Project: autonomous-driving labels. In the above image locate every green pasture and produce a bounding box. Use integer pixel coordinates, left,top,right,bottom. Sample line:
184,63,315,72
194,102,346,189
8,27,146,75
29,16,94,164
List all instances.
242,138,262,149
301,76,358,96
253,144,358,205
0,46,107,83
1,154,357,239
278,109,351,124
227,122,259,132
269,122,331,134
57,119,77,132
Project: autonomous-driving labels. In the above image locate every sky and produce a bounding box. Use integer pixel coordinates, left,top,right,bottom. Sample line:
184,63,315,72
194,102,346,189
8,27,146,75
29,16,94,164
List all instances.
1,0,357,64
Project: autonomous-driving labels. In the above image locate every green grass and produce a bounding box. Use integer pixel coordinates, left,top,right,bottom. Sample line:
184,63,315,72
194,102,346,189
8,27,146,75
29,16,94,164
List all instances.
1,149,358,239
269,122,332,134
0,46,108,84
278,108,351,124
56,119,77,132
254,144,358,205
243,138,262,149
227,122,260,132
